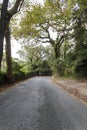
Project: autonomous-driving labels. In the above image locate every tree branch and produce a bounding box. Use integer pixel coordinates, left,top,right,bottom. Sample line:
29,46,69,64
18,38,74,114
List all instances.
39,36,49,39
36,38,50,43
8,0,24,17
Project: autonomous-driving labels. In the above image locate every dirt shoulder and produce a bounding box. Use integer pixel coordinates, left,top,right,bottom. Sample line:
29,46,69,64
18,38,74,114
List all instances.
0,80,26,93
53,77,87,104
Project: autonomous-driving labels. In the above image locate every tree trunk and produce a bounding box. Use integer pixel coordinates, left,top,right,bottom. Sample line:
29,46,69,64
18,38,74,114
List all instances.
0,31,4,71
5,25,14,83
0,0,24,81
0,17,5,71
0,0,9,71
54,46,60,59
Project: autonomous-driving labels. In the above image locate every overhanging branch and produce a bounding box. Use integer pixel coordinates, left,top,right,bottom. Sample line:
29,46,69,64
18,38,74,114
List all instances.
9,0,24,17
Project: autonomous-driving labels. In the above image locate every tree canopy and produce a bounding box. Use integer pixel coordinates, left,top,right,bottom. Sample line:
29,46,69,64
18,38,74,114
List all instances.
0,0,87,85
12,0,87,77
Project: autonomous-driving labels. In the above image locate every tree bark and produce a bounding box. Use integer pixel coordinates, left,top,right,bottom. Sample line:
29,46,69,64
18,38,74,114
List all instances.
9,0,24,16
4,0,24,82
0,0,8,71
54,46,60,59
5,23,13,83
0,27,4,71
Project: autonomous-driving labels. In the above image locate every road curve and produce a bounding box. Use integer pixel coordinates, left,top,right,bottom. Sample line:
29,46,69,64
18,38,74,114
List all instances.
0,77,87,130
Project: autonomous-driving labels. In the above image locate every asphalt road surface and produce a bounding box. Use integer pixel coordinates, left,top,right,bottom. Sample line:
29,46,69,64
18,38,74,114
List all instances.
0,77,87,130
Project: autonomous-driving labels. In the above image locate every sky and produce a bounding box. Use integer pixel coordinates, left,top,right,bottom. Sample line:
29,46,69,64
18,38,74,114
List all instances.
34,0,44,5
11,39,21,59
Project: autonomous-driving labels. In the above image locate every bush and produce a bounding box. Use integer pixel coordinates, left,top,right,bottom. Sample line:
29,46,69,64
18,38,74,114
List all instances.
13,70,37,82
74,57,87,78
64,63,75,77
0,72,7,86
13,71,26,82
51,59,65,77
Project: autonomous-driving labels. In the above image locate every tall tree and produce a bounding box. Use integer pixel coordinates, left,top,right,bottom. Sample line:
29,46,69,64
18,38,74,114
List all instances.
13,0,70,59
12,0,87,77
0,0,24,82
72,0,87,77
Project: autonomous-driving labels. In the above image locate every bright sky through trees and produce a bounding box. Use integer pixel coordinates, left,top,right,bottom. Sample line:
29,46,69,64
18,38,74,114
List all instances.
0,0,44,58
11,0,44,58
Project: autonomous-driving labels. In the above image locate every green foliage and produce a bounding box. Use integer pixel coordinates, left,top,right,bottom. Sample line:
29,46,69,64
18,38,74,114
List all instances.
17,43,52,75
12,60,22,72
11,0,87,79
13,71,36,82
51,59,65,77
74,58,87,77
13,71,25,81
0,72,7,85
74,49,87,77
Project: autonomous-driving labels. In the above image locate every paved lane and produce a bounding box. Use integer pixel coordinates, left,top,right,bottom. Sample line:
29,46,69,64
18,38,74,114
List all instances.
0,77,87,130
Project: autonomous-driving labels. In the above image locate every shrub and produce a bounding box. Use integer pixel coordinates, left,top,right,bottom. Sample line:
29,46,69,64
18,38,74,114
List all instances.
13,70,37,82
13,71,25,82
74,57,87,78
51,59,65,77
0,72,7,86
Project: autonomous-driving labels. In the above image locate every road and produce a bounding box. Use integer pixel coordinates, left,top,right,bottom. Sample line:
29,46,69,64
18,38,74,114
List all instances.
0,77,87,130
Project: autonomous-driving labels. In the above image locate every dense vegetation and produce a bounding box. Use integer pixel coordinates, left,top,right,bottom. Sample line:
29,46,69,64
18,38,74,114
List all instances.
0,0,87,85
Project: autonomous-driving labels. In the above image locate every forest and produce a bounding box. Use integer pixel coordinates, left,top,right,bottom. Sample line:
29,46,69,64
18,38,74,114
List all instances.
0,0,87,86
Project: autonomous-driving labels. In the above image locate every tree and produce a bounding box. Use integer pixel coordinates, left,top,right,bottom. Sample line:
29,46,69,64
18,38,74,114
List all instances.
11,0,73,76
17,42,52,72
70,0,87,77
12,0,87,78
0,0,24,82
12,0,70,59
